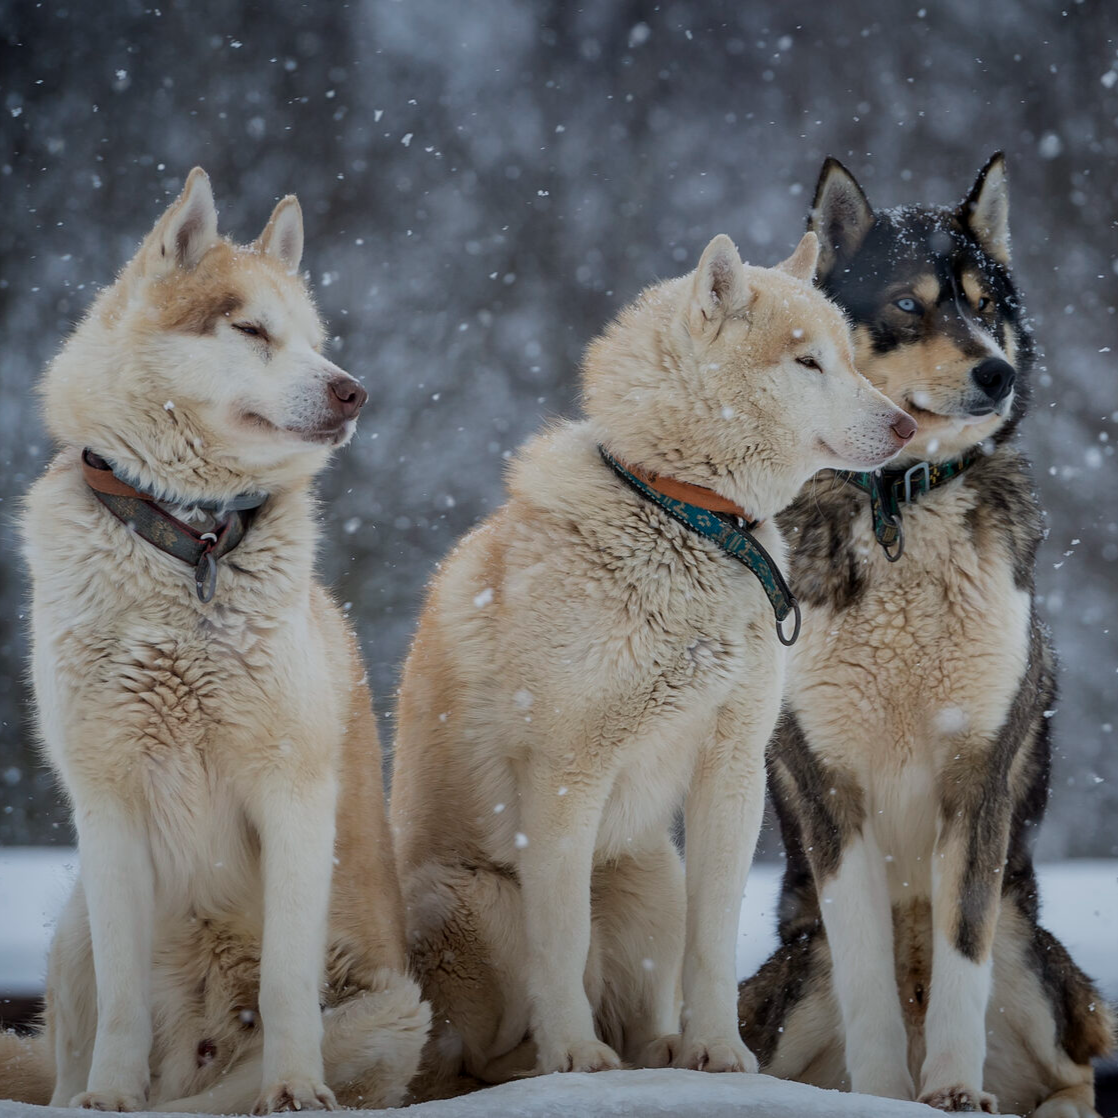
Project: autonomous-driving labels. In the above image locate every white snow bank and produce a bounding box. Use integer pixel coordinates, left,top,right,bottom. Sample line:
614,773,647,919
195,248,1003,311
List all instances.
2,850,1115,999
0,848,78,997
0,1069,987,1118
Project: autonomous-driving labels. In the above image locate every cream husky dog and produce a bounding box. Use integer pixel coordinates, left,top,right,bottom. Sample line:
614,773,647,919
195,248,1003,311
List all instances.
0,169,429,1113
390,232,916,1095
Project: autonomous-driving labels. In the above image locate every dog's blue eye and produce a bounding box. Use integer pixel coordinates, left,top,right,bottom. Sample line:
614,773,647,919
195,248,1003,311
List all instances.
894,298,920,314
978,297,990,311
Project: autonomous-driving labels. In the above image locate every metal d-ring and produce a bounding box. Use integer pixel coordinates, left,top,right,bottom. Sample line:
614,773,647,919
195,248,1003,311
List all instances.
903,460,931,506
777,598,802,646
881,513,905,563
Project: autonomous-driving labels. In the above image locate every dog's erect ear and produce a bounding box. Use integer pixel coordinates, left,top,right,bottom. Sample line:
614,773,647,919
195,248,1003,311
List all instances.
809,158,874,281
961,152,1010,266
257,195,304,273
777,231,819,283
689,234,752,335
143,167,219,277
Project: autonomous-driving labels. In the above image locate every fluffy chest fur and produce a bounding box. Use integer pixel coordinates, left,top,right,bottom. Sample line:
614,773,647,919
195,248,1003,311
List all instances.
21,451,343,907
393,422,788,867
780,449,1040,893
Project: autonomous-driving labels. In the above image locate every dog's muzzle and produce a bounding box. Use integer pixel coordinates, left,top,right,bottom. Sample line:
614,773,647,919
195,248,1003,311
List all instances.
970,357,1015,411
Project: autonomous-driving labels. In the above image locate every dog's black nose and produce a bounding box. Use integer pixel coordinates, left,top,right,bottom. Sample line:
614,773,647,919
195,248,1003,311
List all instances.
971,358,1015,406
328,376,368,420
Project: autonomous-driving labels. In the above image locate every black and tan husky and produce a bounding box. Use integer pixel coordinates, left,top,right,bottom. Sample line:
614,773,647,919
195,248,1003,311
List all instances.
737,155,1115,1116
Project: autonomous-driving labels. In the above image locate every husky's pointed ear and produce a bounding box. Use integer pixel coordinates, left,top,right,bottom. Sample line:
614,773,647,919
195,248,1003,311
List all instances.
809,157,874,281
689,234,751,335
777,231,819,283
144,167,219,276
962,152,1010,266
257,195,304,273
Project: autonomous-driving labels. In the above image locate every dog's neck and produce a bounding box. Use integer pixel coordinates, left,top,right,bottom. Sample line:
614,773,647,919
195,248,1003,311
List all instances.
80,412,277,515
87,451,269,527
600,451,760,526
590,437,801,525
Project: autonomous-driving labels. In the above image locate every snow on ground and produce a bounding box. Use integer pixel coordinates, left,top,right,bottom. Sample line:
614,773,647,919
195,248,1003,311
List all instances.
1,850,1114,1116
0,1070,970,1118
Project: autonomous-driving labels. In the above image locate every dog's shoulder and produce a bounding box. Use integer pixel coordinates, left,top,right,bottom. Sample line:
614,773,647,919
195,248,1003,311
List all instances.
959,445,1043,591
777,475,868,611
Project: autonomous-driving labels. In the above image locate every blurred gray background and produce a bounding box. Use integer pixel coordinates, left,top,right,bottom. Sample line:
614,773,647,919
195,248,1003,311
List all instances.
0,0,1115,858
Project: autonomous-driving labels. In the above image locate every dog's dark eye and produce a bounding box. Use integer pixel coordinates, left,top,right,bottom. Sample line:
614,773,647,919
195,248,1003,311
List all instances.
894,297,921,314
796,355,822,372
233,322,266,340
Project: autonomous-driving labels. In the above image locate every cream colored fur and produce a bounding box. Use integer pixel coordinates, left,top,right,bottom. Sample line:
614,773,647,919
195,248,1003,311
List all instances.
8,169,429,1114
391,233,913,1095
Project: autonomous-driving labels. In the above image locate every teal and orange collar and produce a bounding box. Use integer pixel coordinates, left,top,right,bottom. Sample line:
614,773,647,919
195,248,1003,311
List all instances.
835,451,980,562
599,446,800,645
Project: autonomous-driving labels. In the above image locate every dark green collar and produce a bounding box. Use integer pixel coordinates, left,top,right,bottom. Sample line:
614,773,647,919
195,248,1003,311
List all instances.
834,451,980,562
599,446,800,645
82,449,266,603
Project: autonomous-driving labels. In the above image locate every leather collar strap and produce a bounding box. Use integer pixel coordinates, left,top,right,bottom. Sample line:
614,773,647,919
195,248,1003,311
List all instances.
609,460,758,523
835,450,980,562
599,446,800,646
81,449,266,603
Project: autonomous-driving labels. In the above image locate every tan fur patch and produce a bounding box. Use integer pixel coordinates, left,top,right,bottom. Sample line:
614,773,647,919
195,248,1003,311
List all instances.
911,275,940,309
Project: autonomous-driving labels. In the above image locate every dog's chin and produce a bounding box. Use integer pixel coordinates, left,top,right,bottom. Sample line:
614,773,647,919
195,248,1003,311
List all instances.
294,421,356,447
904,394,1012,429
902,394,1010,455
242,412,356,448
817,438,905,474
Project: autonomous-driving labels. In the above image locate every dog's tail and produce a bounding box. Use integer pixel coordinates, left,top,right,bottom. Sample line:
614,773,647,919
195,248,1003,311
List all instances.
0,1029,53,1105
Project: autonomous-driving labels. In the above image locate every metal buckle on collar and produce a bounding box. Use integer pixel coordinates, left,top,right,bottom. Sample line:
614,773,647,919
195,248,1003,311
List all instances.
194,531,219,604
903,461,931,506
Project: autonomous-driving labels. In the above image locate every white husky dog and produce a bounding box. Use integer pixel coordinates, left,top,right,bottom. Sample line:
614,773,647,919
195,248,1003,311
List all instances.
390,232,916,1096
2,169,429,1114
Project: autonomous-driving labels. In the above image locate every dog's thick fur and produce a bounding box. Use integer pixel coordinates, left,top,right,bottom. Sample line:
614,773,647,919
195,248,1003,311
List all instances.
737,156,1115,1116
0,169,429,1113
390,233,914,1098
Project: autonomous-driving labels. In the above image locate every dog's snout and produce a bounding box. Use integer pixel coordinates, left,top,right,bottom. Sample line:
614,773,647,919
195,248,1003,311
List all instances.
328,376,368,420
890,411,917,443
971,358,1015,407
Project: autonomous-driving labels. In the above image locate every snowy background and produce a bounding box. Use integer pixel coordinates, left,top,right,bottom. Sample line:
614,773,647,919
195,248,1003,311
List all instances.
0,2,1116,860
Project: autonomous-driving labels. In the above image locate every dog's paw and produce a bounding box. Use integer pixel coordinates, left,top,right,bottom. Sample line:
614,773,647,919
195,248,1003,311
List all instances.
920,1083,998,1113
70,1089,148,1112
672,1034,758,1073
637,1033,681,1068
535,1038,621,1075
252,1080,337,1114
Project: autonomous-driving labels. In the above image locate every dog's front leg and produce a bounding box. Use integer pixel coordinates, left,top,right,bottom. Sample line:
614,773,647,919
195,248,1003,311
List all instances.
819,828,914,1098
675,703,771,1073
771,714,912,1097
519,761,620,1075
249,773,338,1114
70,801,154,1110
918,762,1011,1113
